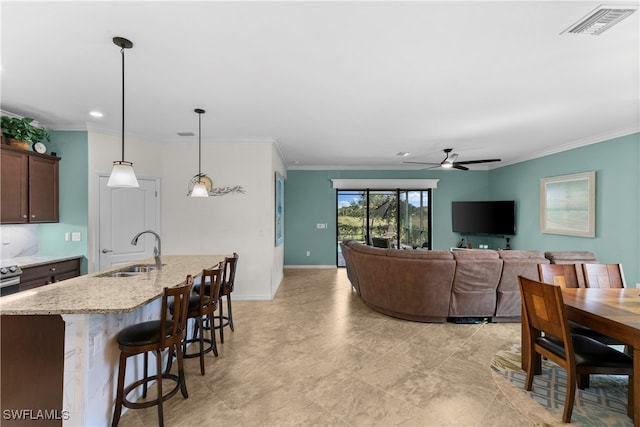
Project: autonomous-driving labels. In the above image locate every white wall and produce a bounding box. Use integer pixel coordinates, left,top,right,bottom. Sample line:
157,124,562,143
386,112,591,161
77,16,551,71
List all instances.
86,129,284,300
87,130,163,272
161,139,280,300
271,143,286,297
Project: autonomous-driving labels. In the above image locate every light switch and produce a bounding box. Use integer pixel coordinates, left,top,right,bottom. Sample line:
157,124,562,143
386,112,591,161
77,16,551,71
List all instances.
65,232,70,241
71,232,81,242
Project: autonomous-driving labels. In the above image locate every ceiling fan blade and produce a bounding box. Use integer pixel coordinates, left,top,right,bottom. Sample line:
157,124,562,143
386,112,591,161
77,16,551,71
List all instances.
454,158,501,165
452,164,469,171
402,161,441,166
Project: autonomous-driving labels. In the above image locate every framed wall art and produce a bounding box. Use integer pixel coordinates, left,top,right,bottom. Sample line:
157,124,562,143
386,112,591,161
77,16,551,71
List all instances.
540,171,595,237
275,171,284,246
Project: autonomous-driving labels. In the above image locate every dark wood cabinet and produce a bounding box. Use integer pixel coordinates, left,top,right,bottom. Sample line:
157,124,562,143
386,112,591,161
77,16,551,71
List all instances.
20,258,81,292
1,144,60,224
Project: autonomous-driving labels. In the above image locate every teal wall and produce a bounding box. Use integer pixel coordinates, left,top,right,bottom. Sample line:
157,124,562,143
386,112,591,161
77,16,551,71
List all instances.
38,131,89,273
283,133,640,286
488,133,639,286
284,169,492,265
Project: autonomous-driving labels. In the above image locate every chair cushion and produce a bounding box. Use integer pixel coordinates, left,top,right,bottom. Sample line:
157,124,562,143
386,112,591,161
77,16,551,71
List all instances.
117,320,174,347
537,335,632,368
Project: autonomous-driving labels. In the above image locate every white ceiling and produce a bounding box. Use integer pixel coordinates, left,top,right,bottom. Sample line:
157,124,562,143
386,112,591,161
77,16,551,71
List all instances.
1,1,638,170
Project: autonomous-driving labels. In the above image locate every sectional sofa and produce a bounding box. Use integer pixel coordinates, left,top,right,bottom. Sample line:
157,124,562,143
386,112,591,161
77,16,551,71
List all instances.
340,241,596,323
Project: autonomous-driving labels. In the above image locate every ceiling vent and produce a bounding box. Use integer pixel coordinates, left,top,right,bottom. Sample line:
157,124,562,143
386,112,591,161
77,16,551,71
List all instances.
562,4,638,35
177,132,194,137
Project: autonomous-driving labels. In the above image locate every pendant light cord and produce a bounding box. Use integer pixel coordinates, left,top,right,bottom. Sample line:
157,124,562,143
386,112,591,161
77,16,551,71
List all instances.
198,112,202,179
120,46,126,162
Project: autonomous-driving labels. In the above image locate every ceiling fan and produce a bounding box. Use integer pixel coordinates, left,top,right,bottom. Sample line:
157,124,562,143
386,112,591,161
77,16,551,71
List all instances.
403,148,501,171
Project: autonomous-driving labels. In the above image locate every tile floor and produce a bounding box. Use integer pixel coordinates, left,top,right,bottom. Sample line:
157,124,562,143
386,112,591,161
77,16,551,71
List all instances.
117,268,533,427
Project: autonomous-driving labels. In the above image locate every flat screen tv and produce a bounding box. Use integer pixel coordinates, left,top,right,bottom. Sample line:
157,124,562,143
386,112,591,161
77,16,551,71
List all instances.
451,201,516,236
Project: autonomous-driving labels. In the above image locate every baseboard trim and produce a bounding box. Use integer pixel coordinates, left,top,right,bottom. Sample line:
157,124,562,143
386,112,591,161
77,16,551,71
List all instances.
284,265,336,269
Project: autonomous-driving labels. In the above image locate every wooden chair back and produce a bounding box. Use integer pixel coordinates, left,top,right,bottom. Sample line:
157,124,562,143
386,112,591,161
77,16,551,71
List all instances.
199,267,223,313
221,253,239,296
537,264,580,288
519,276,572,347
582,263,625,288
160,279,193,348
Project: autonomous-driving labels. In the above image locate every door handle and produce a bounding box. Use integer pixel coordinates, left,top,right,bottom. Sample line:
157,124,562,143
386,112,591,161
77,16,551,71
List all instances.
101,249,114,253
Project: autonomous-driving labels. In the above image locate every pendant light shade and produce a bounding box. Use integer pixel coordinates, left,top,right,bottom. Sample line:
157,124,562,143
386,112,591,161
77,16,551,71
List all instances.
188,108,209,198
107,161,139,187
108,36,139,188
190,181,209,197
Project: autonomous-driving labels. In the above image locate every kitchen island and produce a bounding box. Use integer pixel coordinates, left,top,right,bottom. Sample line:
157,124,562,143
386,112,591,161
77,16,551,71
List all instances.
0,255,224,427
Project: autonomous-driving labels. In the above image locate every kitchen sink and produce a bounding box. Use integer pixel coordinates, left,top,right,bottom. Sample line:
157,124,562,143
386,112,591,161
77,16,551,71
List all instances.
123,265,158,273
102,271,145,278
98,264,159,278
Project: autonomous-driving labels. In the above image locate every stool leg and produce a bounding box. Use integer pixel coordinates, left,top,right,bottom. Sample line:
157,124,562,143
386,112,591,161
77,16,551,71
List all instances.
142,352,149,398
227,294,234,332
111,351,128,427
176,342,189,398
198,315,205,375
209,313,218,357
218,297,224,343
155,349,164,427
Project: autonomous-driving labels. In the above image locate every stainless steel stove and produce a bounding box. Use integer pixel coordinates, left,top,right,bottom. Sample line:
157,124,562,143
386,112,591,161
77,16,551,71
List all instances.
0,265,22,296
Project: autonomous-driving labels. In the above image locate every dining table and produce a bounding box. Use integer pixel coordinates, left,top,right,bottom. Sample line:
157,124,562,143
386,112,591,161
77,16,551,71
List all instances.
560,287,640,426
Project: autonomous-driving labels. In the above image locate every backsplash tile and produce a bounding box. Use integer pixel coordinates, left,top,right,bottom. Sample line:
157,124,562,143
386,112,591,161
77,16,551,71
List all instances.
0,225,38,260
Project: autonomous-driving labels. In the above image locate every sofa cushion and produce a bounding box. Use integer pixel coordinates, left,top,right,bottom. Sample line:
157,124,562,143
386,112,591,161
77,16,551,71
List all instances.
449,250,503,317
496,250,549,318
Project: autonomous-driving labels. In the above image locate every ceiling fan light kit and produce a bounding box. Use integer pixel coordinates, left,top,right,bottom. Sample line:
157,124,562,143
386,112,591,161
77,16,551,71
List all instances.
403,148,501,171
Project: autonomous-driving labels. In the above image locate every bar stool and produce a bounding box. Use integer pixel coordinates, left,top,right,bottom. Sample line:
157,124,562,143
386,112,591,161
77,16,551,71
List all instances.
111,279,192,427
177,267,223,375
216,253,238,343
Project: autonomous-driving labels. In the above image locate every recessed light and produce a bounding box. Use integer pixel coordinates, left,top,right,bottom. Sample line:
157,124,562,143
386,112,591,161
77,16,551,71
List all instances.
395,152,411,157
89,111,104,118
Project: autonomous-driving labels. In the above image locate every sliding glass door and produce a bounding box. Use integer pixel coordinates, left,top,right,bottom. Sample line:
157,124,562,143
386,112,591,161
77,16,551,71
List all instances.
337,189,431,266
399,190,431,249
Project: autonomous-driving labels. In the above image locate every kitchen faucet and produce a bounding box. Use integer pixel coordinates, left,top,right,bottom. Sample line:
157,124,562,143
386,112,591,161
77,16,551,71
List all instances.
131,230,162,271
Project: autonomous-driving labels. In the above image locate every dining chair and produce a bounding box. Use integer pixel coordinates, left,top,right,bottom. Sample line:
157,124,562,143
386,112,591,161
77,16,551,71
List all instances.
518,276,633,423
111,279,192,427
371,237,390,248
537,263,626,366
582,263,626,288
538,264,580,288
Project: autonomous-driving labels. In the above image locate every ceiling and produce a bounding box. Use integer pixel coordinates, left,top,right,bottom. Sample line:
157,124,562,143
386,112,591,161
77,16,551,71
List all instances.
1,1,638,170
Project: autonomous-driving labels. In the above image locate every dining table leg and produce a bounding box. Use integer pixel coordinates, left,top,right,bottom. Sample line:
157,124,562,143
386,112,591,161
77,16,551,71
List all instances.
632,346,638,426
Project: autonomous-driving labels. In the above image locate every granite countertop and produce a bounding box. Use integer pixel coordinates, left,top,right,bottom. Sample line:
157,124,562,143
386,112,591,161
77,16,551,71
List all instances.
0,255,84,269
0,255,224,315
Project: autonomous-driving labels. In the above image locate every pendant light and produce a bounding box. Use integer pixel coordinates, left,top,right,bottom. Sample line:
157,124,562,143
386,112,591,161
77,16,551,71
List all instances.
107,37,139,188
189,108,209,197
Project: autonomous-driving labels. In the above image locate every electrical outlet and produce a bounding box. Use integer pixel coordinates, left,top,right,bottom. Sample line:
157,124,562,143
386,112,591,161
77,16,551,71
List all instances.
71,232,81,242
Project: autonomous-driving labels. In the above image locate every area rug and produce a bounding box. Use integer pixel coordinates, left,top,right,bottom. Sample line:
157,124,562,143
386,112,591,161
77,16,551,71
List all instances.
491,344,632,426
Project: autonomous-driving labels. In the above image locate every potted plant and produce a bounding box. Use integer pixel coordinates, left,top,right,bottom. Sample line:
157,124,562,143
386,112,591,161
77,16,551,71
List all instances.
1,116,50,150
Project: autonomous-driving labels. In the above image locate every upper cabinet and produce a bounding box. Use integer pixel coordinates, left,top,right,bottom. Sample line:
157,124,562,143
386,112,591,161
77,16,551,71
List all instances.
1,145,59,224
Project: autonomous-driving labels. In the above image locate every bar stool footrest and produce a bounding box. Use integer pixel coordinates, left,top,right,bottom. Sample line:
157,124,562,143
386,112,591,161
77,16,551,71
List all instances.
122,373,182,410
183,337,215,358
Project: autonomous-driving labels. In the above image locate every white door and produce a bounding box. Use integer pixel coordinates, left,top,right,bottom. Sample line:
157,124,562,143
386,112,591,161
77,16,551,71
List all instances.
98,176,160,271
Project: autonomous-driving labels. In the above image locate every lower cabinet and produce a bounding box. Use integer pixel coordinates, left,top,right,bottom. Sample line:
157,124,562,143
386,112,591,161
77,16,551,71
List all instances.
20,258,81,292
